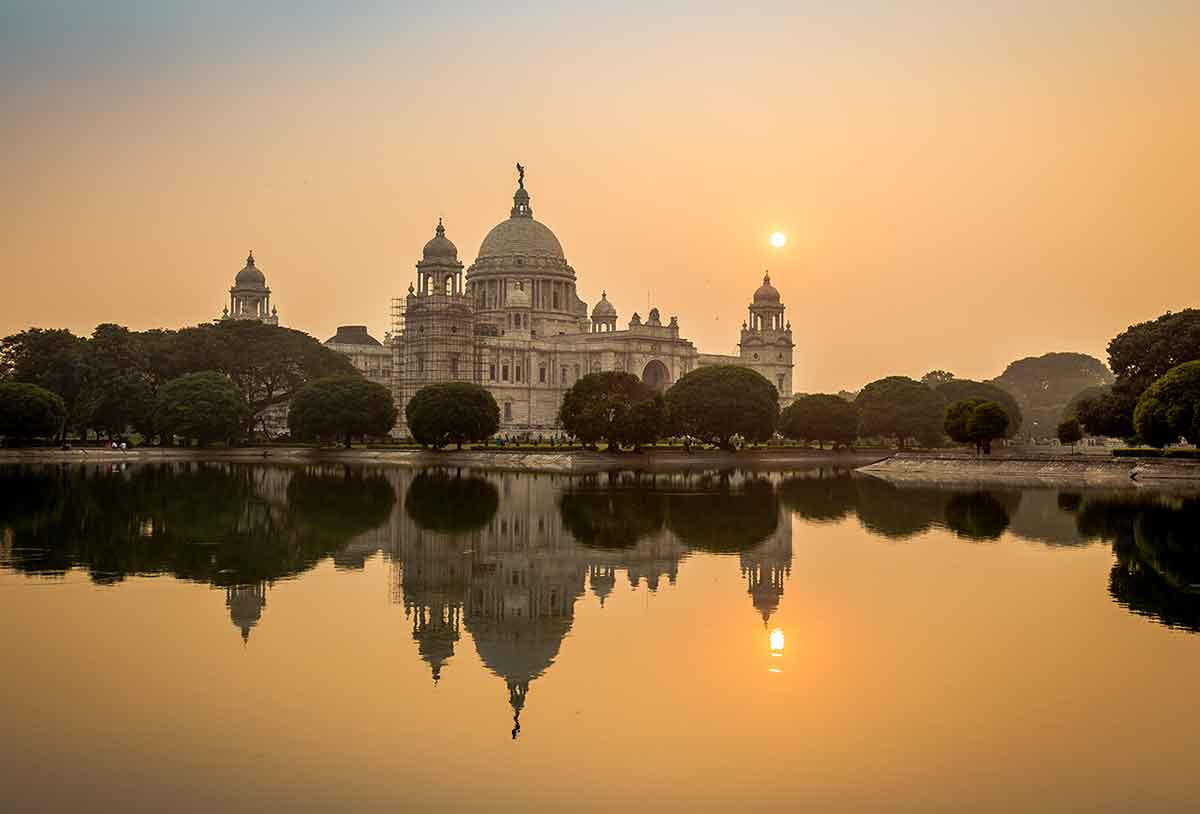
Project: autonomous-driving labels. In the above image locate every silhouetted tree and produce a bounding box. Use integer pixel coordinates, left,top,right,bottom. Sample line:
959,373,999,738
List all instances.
779,394,860,448
289,375,397,447
935,379,1022,437
155,371,246,446
559,371,665,450
920,370,955,386
855,376,947,448
666,366,778,449
405,382,499,449
1057,416,1084,450
0,382,66,443
404,470,499,532
0,328,88,440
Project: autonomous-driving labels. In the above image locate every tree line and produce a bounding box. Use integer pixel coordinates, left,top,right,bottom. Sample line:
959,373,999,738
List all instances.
0,321,396,446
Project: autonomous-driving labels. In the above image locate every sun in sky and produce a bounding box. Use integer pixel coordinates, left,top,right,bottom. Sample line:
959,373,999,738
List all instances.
770,231,787,248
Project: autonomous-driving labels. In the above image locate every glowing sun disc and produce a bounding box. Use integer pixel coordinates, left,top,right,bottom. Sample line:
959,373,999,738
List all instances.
770,231,787,248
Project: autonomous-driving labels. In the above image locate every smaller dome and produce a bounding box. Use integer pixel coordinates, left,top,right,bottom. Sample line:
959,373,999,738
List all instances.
591,291,616,318
234,252,266,288
753,272,780,304
422,220,458,261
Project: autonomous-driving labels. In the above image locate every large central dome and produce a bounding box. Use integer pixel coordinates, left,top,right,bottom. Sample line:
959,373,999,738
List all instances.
474,185,566,261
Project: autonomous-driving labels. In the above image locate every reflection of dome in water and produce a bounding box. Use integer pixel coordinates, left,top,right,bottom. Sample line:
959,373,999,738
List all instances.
226,583,267,643
589,564,616,607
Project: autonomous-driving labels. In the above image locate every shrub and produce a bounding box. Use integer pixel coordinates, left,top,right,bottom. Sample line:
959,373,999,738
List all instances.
405,382,499,450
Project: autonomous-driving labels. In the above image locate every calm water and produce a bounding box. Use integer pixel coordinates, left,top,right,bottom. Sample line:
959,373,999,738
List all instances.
2,462,1199,812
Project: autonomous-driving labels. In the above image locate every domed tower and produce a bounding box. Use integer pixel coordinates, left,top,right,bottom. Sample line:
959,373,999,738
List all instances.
739,272,794,396
465,166,588,337
401,220,477,403
223,251,278,325
590,291,617,333
226,582,267,644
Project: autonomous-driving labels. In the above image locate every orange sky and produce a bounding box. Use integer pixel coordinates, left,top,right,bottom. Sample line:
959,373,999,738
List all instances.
2,2,1197,392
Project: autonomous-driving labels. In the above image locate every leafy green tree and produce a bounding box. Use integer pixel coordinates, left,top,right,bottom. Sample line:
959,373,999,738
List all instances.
559,371,666,450
80,324,156,439
944,398,984,449
935,379,1022,437
665,365,778,449
855,376,947,449
779,394,860,448
945,399,1009,454
0,328,89,440
289,375,398,448
0,382,66,443
1057,416,1084,450
154,371,246,446
1076,389,1136,439
966,401,1009,454
169,322,355,435
1132,360,1200,447
993,352,1112,439
405,382,499,449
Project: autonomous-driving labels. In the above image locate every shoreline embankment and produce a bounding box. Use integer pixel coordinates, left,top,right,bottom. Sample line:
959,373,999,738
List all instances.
856,452,1200,487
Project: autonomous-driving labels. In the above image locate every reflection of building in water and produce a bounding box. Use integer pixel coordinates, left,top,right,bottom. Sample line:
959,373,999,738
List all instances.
385,469,794,736
741,526,792,625
226,583,267,643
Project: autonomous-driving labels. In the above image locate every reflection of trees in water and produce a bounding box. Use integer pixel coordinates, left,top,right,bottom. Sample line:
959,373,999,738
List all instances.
1071,494,1200,633
557,476,667,549
943,491,1020,541
404,470,499,533
777,470,857,522
0,463,394,586
665,477,779,553
852,478,950,540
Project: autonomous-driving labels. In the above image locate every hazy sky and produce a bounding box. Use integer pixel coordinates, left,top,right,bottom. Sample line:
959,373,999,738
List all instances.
2,1,1197,392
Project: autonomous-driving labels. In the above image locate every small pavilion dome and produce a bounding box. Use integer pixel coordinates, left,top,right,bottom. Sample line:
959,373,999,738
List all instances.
234,252,266,288
422,220,458,261
591,291,616,318
753,272,780,304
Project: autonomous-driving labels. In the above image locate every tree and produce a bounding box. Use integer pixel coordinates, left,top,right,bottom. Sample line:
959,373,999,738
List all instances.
1076,389,1136,440
289,375,398,448
944,398,984,449
80,324,156,439
559,371,665,450
0,382,66,443
992,352,1112,439
779,394,860,448
921,370,955,387
0,328,89,441
168,321,356,435
154,371,246,446
967,402,1009,454
405,382,499,449
1132,360,1200,447
1078,310,1200,442
944,399,1009,454
934,379,1022,437
665,365,778,449
1057,417,1084,450
855,376,947,449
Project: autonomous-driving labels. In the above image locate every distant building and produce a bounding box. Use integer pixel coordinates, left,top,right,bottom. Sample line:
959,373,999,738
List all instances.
324,325,392,389
220,251,279,325
391,169,795,435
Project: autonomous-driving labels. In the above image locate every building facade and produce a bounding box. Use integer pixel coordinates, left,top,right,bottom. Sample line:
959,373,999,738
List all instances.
394,172,794,434
323,325,392,389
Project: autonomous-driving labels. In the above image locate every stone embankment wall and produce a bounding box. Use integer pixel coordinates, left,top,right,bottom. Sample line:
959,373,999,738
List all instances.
858,453,1200,487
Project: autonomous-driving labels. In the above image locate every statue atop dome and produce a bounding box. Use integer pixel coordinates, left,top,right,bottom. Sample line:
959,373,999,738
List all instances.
516,162,525,189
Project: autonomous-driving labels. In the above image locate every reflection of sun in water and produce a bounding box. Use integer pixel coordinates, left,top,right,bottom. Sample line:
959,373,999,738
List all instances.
770,231,787,248
769,628,785,658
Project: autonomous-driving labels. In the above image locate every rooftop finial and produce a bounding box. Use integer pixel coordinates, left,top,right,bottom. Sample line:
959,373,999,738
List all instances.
436,217,445,235
763,270,770,284
247,250,255,265
516,162,525,189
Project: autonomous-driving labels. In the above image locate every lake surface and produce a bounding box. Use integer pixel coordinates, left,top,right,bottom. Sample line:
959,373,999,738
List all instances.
2,461,1199,812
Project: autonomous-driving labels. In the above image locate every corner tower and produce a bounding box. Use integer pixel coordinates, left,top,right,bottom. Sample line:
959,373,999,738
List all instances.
222,251,278,325
739,272,794,396
399,221,477,415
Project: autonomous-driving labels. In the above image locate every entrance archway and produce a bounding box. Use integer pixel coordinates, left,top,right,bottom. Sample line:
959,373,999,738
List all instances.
642,359,670,393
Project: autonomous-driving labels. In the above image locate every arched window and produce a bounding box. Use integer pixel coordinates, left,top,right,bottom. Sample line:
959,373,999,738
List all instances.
444,276,453,295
